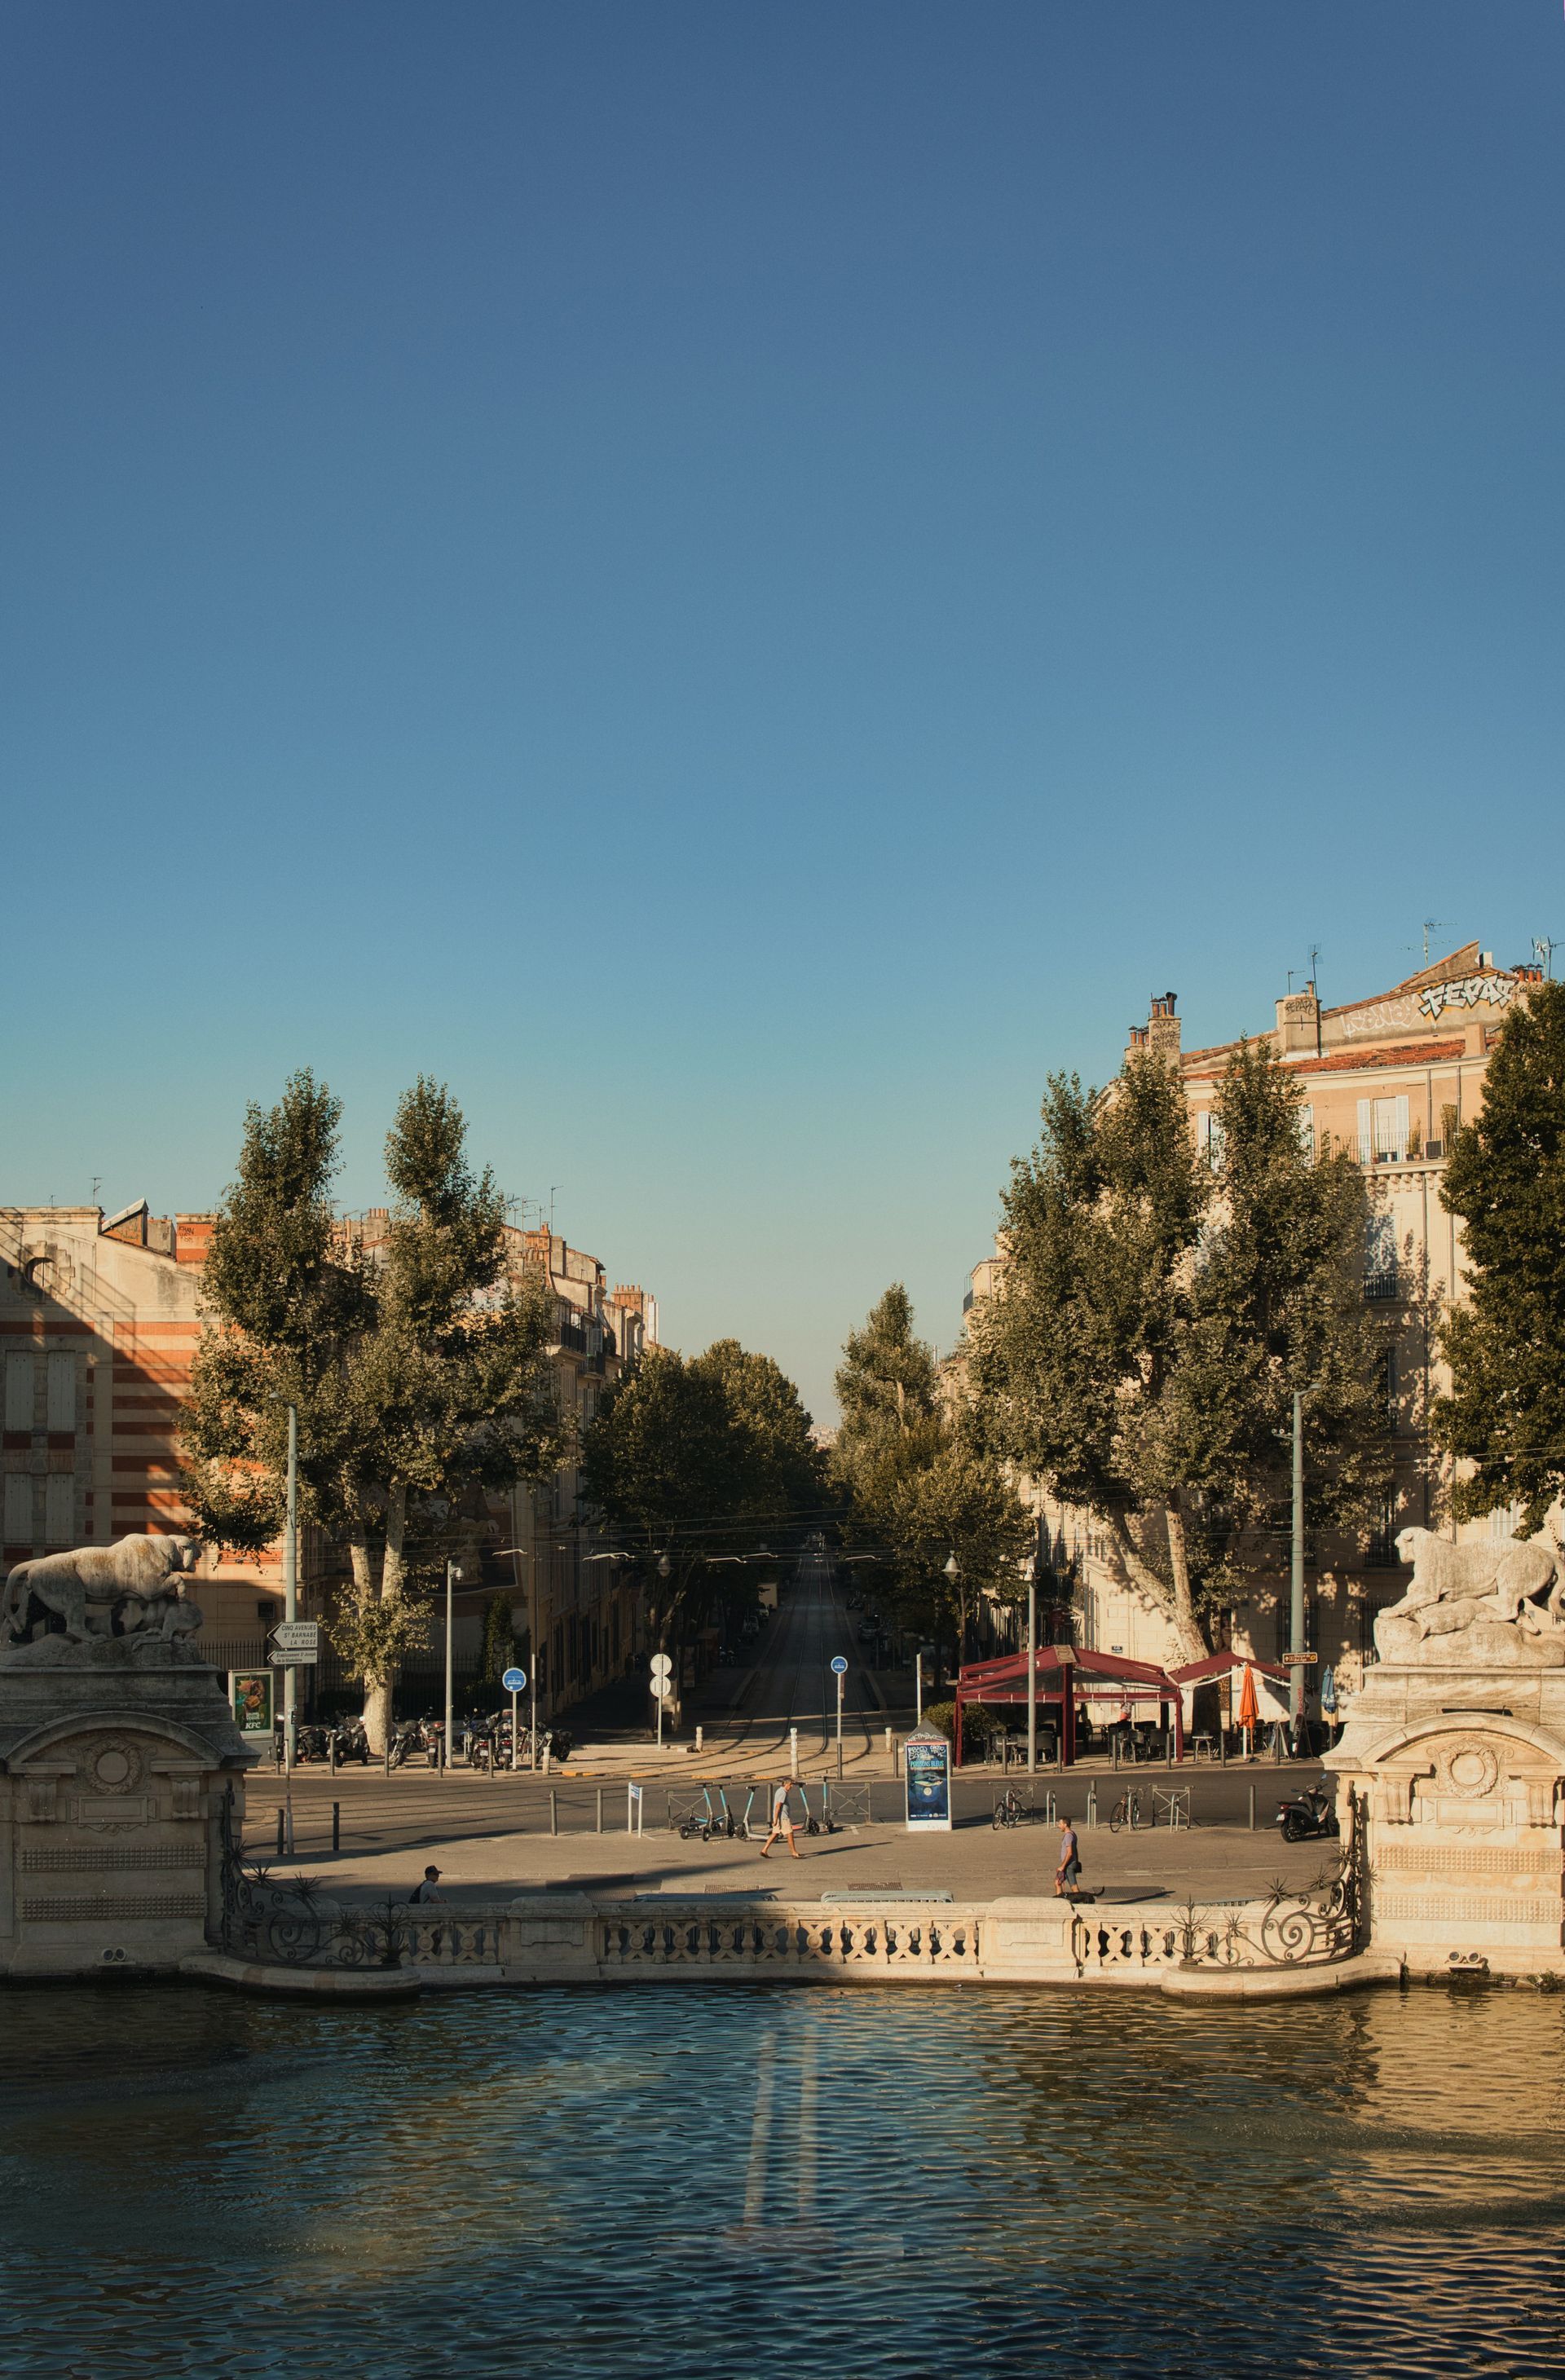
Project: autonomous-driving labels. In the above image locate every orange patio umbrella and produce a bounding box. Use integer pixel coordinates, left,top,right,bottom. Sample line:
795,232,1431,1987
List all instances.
1237,1662,1259,1748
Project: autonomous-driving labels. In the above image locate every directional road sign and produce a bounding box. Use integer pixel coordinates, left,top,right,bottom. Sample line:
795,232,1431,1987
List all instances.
501,1666,527,1693
1280,1651,1320,1668
267,1620,319,1667
830,1655,849,1675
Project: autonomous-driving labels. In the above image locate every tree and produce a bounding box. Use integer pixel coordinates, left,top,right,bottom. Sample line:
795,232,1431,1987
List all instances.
1434,981,1565,1536
184,1074,562,1748
580,1340,824,1703
831,1286,1031,1665
971,1045,1392,1660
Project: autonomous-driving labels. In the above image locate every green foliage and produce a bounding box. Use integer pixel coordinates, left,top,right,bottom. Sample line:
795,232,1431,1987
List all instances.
480,1592,520,1686
832,1285,1033,1651
581,1339,825,1654
1435,981,1565,1536
971,1044,1392,1655
184,1073,562,1717
920,1696,1000,1752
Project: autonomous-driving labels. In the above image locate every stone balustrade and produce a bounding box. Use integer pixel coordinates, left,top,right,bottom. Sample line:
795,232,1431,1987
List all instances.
196,1873,1367,1996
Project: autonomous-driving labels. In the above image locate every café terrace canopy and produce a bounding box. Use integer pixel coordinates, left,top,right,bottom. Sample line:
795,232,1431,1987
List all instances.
953,1646,1184,1766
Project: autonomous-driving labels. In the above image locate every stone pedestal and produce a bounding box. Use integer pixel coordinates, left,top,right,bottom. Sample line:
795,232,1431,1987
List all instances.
0,1637,253,1977
1325,1662,1565,1976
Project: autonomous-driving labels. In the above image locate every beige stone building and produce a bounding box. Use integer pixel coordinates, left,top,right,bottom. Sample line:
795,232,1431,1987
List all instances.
964,941,1546,1695
1,1199,658,1719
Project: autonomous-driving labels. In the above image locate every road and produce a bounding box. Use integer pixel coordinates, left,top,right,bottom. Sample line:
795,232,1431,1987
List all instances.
712,1540,879,1769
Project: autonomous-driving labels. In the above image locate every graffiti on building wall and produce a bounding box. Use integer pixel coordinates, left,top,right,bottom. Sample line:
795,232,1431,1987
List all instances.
1417,973,1516,1022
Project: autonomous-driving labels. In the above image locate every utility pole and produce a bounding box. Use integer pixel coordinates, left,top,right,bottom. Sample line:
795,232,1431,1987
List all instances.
283,1402,298,1778
1026,1550,1038,1777
1290,1391,1306,1731
443,1558,457,1775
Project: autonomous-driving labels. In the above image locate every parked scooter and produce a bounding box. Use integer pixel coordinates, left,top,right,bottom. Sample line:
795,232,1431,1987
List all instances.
1276,1778,1338,1844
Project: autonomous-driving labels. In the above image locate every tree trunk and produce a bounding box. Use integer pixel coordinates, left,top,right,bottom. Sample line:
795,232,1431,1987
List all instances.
1101,1507,1209,1666
359,1483,407,1753
1162,1493,1208,1665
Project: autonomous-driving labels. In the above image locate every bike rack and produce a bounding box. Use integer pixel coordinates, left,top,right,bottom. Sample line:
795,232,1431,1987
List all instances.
1152,1787,1192,1828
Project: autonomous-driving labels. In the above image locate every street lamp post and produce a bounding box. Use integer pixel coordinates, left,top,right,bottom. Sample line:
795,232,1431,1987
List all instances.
1290,1389,1306,1737
283,1403,298,1778
443,1558,461,1775
1025,1554,1038,1777
494,1523,536,1766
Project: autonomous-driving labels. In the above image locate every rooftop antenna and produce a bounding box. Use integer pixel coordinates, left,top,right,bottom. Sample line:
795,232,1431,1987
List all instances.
1421,919,1454,963
1307,943,1321,1002
549,1185,562,1234
90,1175,101,1210
1535,936,1558,981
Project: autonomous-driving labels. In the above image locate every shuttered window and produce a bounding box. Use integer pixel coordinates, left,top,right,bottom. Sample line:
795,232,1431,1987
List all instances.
46,1351,76,1431
44,1474,74,1545
1358,1095,1409,1162
3,1474,33,1542
4,1353,35,1432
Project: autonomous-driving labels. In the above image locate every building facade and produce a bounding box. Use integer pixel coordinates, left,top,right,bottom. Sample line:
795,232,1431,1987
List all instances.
964,941,1545,1700
2,1199,658,1721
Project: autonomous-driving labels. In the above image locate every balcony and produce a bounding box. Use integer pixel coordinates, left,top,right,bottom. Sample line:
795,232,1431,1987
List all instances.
1364,1267,1400,1303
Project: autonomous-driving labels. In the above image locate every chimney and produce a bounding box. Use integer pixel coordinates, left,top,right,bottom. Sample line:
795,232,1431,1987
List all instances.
1145,992,1181,1059
1275,981,1321,1056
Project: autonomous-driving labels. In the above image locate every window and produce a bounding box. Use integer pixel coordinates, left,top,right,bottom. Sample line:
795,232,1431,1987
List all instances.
44,1474,74,1545
1364,1214,1399,1300
1367,1494,1399,1567
46,1351,76,1432
4,1353,35,1433
1197,1111,1226,1170
1487,1502,1523,1542
1357,1095,1409,1165
1296,1106,1315,1161
1380,1348,1398,1430
3,1474,33,1543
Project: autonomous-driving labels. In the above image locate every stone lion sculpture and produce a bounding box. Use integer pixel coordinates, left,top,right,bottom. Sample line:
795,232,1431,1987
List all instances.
0,1533,202,1649
1374,1525,1565,1668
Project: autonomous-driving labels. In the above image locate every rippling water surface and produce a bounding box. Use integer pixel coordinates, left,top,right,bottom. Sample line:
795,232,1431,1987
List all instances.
1,1981,1563,2378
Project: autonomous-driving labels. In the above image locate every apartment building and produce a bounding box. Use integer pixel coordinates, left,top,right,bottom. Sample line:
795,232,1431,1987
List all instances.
2,1198,659,1718
964,941,1545,1691
0,1202,284,1634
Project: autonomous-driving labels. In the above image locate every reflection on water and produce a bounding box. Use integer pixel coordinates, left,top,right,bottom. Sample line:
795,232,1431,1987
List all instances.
1,1981,1562,2378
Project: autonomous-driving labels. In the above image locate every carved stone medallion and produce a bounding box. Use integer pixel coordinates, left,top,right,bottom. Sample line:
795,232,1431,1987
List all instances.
1435,1739,1501,1800
82,1736,148,1796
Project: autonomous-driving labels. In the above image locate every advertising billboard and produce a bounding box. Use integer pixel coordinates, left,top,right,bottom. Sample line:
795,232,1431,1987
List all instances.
904,1729,952,1831
228,1669,276,1739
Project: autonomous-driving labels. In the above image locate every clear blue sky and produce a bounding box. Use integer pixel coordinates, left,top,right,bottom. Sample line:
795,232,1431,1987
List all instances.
4,3,1563,1421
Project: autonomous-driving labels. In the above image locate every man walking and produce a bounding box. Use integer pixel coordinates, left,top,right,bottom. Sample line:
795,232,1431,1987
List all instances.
1054,1815,1082,1899
759,1777,803,1859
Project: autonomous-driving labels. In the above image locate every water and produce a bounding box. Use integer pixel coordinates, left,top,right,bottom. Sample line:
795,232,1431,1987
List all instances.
2,1981,1563,2378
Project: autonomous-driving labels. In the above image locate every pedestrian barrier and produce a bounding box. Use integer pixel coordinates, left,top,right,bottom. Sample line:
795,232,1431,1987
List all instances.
1151,1787,1192,1829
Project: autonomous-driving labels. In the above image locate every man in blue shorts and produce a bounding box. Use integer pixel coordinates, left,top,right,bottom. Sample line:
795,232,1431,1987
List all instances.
1054,1815,1082,1898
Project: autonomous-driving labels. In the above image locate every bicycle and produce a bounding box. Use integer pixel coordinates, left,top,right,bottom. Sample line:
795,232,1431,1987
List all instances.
992,1785,1031,1829
1108,1788,1144,1833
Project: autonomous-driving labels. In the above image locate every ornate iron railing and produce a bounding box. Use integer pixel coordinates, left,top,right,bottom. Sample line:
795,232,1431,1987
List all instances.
1071,1787,1366,1976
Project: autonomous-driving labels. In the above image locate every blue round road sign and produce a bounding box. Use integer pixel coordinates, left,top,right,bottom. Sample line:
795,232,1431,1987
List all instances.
830,1655,849,1675
501,1666,527,1692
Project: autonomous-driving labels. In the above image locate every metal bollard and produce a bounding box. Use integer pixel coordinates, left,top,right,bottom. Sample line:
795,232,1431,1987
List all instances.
1087,1784,1097,1828
276,1806,285,1857
884,1726,893,1766
332,1800,340,1854
596,1787,603,1835
789,1726,799,1780
1045,1788,1056,1822
1248,1783,1256,1831
694,1725,703,1753
550,1789,558,1837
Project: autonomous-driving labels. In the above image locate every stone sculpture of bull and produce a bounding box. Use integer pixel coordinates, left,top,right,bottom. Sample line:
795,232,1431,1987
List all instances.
0,1533,201,1646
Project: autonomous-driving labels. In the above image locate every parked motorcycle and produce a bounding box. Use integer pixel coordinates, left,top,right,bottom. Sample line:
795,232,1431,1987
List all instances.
1276,1778,1338,1844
